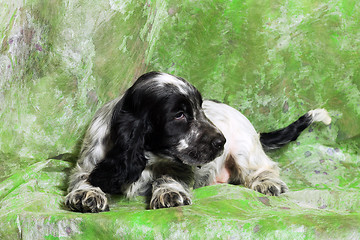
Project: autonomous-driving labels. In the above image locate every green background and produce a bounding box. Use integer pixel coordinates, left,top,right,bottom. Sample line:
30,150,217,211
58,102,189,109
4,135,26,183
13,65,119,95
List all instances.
0,0,359,239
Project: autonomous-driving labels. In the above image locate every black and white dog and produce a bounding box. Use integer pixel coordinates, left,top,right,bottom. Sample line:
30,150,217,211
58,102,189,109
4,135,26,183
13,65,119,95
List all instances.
65,72,331,213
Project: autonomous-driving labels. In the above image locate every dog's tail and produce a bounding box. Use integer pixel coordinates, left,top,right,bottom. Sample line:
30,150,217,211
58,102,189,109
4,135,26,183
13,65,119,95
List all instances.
260,109,331,150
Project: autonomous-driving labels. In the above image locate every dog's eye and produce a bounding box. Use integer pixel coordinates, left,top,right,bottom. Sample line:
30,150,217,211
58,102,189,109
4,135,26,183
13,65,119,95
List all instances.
174,112,186,120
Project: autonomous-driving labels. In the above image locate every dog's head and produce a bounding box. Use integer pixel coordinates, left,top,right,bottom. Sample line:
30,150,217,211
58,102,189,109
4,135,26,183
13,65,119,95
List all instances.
120,71,225,165
89,72,225,191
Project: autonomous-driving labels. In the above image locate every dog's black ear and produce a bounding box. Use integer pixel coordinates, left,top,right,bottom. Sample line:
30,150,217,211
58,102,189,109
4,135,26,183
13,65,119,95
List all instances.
88,111,150,194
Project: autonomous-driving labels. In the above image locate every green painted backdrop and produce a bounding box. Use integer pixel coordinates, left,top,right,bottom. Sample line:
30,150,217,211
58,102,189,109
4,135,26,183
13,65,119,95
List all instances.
0,0,359,239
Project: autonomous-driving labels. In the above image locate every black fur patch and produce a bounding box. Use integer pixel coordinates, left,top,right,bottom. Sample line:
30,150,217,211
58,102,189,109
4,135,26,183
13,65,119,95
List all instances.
260,113,313,150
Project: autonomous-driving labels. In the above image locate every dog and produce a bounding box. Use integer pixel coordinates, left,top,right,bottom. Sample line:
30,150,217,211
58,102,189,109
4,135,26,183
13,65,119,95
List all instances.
65,72,331,213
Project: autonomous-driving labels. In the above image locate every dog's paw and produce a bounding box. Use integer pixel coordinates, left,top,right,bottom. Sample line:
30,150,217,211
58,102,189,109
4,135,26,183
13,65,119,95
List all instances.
252,178,288,196
150,190,192,209
250,171,288,196
65,188,109,213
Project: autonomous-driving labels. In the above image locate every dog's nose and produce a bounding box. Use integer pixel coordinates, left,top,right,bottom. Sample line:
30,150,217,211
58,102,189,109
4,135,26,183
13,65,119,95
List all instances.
211,135,226,150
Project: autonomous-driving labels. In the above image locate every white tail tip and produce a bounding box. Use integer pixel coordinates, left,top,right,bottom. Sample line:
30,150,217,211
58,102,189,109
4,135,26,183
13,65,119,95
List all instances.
308,109,332,125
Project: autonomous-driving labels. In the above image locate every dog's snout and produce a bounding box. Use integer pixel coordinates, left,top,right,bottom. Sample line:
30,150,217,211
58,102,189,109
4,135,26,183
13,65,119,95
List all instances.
211,135,226,150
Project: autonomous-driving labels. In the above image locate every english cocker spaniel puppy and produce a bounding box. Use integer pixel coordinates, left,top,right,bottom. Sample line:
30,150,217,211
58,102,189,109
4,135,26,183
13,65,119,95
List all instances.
65,72,331,212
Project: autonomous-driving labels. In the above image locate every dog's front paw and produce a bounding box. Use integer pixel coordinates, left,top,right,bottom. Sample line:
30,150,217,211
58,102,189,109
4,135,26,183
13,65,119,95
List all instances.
150,190,192,209
250,172,288,196
65,188,109,213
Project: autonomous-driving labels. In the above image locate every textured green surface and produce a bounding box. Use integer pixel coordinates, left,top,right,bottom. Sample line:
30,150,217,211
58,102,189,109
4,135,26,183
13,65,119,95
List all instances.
0,0,359,239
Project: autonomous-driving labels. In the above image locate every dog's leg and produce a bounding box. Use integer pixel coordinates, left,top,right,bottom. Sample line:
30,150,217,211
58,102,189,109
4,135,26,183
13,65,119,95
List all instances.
194,161,218,188
65,99,119,212
65,164,109,213
227,152,288,196
245,167,288,196
150,175,192,209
